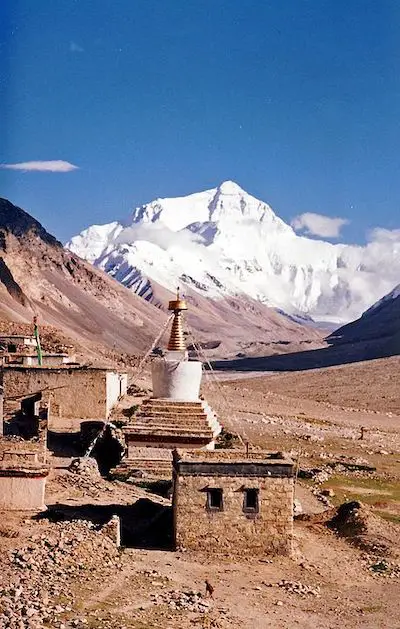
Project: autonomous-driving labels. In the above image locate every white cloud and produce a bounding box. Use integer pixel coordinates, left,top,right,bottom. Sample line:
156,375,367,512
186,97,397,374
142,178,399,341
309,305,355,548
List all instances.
69,41,84,53
116,223,206,251
0,160,79,173
368,227,400,243
291,212,349,238
114,222,224,270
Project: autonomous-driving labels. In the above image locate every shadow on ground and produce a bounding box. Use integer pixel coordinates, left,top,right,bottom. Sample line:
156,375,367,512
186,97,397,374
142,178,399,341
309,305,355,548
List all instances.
47,431,82,458
211,337,400,373
42,499,173,550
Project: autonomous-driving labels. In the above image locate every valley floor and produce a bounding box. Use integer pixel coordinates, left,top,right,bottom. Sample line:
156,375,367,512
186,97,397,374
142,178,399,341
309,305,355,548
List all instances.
1,355,400,628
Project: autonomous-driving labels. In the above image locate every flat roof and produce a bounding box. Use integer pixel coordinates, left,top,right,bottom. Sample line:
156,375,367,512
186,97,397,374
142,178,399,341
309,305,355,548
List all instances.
2,365,127,374
173,449,294,478
174,449,292,463
0,335,35,340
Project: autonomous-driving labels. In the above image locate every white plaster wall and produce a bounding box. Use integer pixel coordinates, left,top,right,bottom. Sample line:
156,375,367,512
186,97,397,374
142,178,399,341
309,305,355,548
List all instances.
23,355,66,367
151,360,202,401
106,372,128,416
0,476,46,511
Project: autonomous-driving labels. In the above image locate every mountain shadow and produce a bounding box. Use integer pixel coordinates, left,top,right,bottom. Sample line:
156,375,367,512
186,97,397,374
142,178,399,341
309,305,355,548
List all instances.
211,334,400,373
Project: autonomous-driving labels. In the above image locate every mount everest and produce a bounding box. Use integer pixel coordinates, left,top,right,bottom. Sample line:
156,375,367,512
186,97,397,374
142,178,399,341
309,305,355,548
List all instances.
67,181,400,324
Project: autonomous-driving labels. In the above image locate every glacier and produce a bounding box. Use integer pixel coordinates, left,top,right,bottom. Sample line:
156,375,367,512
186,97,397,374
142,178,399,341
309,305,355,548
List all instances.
66,181,400,324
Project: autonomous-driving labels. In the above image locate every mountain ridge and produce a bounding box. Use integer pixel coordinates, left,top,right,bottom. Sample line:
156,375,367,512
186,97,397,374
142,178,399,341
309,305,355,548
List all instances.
0,197,325,360
330,283,400,351
67,181,400,324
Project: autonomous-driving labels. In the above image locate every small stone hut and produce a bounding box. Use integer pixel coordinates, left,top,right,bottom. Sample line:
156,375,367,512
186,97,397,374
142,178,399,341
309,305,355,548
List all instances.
1,365,128,432
172,449,294,556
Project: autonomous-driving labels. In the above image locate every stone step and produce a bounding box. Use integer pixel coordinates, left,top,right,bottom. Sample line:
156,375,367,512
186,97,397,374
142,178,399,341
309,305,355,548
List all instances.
146,398,202,405
143,401,203,410
127,447,172,460
111,458,172,480
140,406,204,415
136,411,207,419
124,459,172,470
133,417,208,427
126,426,213,437
127,417,210,428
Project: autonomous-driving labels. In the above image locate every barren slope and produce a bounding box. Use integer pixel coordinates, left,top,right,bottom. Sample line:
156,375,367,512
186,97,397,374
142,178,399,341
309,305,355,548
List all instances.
329,284,400,358
222,355,400,415
0,198,166,358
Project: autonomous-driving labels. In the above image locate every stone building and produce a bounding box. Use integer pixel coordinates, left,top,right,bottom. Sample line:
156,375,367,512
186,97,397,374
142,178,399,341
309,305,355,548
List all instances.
0,334,36,353
1,365,128,432
172,449,294,556
118,292,221,478
0,369,50,511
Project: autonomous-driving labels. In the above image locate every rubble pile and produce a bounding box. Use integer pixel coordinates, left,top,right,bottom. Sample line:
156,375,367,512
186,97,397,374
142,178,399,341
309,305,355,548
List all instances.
54,472,114,498
270,579,321,597
58,457,115,496
0,519,121,629
68,457,101,479
126,383,150,396
366,557,400,578
151,589,212,613
0,321,75,355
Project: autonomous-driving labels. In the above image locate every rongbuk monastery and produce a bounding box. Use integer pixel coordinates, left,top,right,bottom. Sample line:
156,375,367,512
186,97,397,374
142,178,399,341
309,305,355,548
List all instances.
0,296,294,556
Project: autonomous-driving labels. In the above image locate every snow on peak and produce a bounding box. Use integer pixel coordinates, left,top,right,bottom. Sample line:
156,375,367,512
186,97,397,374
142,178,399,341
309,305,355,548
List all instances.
66,182,400,324
217,180,245,194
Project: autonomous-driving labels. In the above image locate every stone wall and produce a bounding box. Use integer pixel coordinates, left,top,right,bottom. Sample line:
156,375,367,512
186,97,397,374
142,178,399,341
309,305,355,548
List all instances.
173,461,294,556
0,475,47,511
1,367,121,430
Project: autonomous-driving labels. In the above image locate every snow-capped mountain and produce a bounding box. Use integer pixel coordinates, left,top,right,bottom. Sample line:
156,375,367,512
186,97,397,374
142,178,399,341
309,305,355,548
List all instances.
67,181,400,324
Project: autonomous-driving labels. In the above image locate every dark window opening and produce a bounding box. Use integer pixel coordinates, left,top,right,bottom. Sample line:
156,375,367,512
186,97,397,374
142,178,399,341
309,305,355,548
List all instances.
243,488,259,513
206,488,223,511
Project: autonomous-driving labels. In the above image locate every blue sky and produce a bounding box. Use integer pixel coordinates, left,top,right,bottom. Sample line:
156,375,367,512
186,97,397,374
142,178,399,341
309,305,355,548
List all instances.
0,0,399,243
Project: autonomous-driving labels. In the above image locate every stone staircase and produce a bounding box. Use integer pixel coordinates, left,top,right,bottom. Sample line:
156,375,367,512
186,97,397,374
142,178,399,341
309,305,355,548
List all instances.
110,446,173,480
123,398,222,443
112,398,222,480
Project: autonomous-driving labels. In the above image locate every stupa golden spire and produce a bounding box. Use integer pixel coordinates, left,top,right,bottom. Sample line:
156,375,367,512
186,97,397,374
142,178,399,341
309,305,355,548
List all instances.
167,287,188,352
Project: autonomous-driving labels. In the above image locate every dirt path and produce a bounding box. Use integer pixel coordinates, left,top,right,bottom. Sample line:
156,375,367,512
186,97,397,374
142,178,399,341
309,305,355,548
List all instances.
64,520,400,629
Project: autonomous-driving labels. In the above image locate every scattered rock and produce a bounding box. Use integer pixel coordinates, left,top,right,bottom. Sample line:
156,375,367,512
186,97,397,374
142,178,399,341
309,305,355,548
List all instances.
152,589,212,613
273,580,321,597
101,515,121,547
68,457,101,479
0,519,120,628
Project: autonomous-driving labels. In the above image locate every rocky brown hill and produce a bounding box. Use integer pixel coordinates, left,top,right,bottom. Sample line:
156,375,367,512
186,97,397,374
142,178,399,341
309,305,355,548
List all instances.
0,198,166,359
